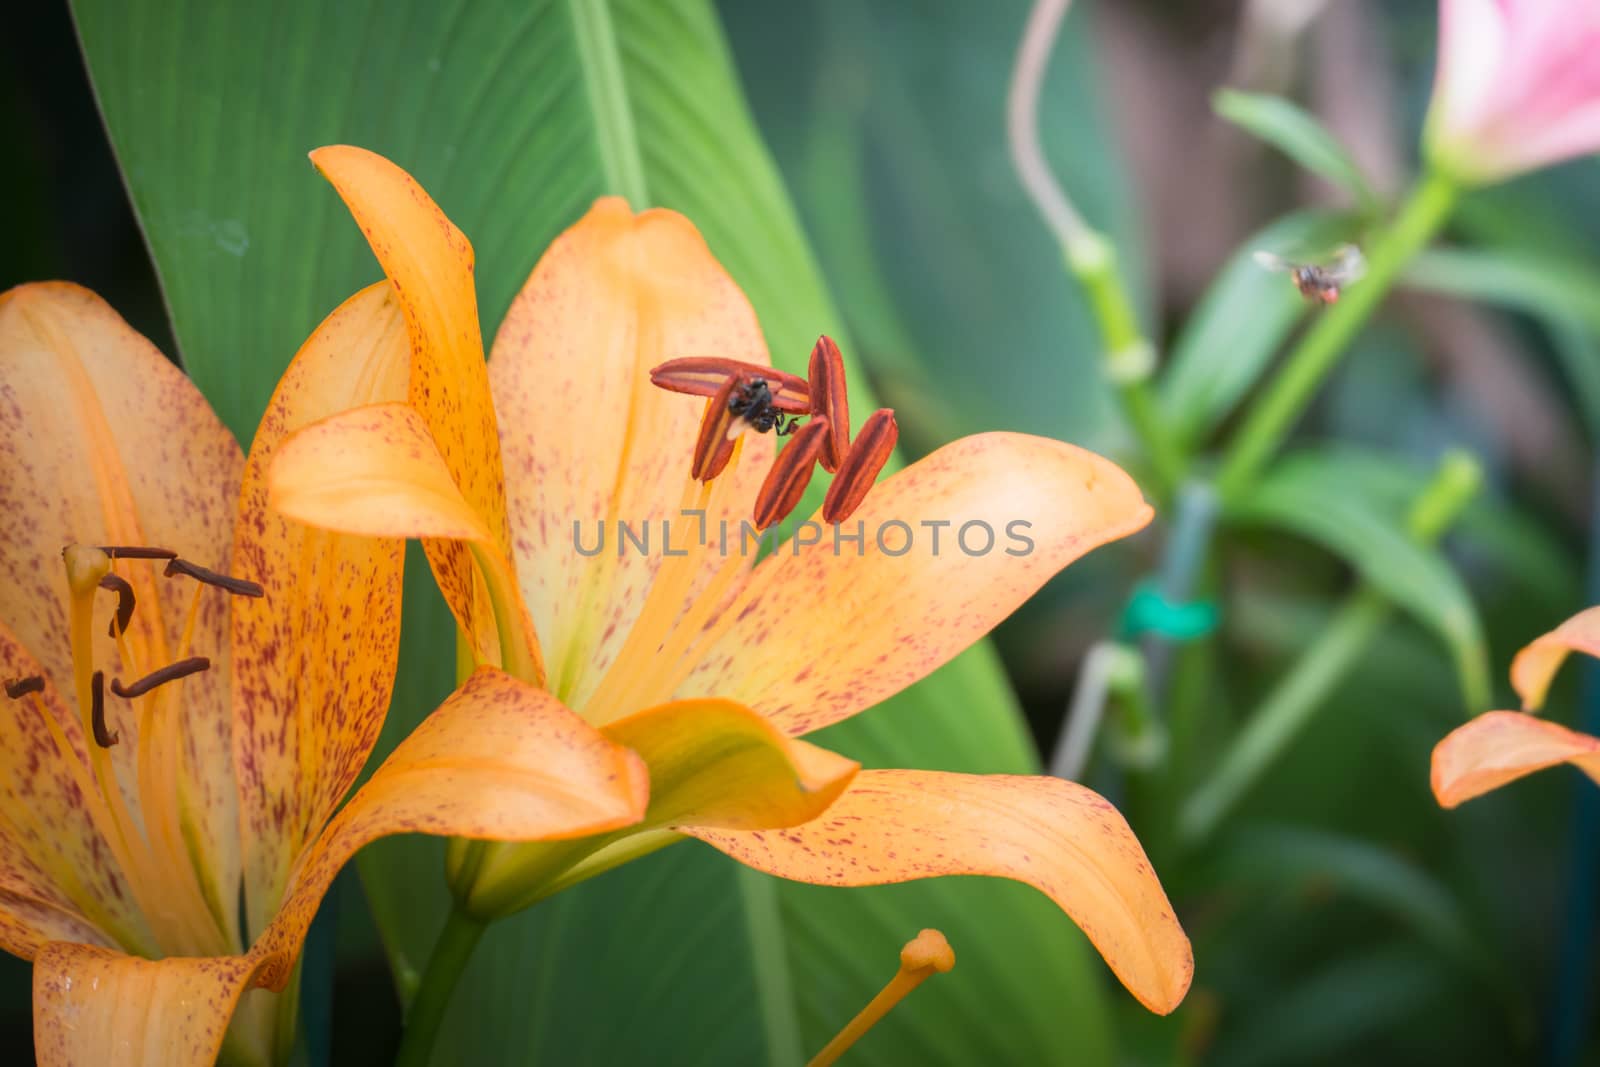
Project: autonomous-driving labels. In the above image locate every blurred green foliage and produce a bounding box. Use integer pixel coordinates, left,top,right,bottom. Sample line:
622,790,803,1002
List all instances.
5,1,1600,1064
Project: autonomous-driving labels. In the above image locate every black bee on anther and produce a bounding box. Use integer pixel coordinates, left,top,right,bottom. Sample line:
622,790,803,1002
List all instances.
728,377,801,435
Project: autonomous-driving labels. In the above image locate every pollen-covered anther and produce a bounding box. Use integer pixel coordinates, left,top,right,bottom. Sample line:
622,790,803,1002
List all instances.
4,676,44,700
691,374,746,482
110,656,212,700
753,417,831,531
164,557,265,598
90,671,117,748
99,573,136,637
808,335,851,473
822,409,898,524
651,356,810,413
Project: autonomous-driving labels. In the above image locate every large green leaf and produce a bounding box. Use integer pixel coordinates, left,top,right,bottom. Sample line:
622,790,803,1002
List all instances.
724,0,1144,454
1226,451,1491,711
1212,89,1379,214
1403,246,1600,432
72,0,1123,1062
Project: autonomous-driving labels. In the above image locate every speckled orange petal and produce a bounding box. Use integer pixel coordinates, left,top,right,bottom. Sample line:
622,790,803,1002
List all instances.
231,283,408,940
488,198,775,707
34,668,647,1066
309,146,520,677
1510,605,1600,711
0,621,141,956
268,402,541,681
1432,710,1600,808
689,769,1193,1015
247,667,648,988
601,698,858,832
676,433,1153,735
0,282,243,943
33,942,260,1067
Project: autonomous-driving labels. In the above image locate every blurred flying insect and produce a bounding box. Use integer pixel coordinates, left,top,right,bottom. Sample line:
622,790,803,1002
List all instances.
1251,243,1367,305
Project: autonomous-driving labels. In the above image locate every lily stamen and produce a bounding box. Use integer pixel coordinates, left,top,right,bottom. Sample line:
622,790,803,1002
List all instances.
98,545,178,560
89,670,117,747
163,556,266,597
651,356,810,413
808,929,956,1067
110,656,211,700
807,336,851,473
50,543,236,955
753,416,830,531
822,409,899,524
653,336,898,528
691,374,747,482
99,572,136,637
3,675,44,698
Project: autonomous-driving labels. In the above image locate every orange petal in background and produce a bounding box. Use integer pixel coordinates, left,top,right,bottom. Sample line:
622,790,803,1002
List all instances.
1432,710,1600,808
310,145,519,675
689,769,1194,1015
601,698,858,833
267,401,542,683
677,432,1153,736
249,667,648,985
0,282,245,948
489,198,776,707
463,697,859,915
1510,605,1600,711
34,669,651,1065
33,943,258,1067
0,621,140,957
231,282,409,940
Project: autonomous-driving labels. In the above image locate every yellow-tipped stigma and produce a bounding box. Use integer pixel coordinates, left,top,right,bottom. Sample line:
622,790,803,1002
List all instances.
807,929,956,1067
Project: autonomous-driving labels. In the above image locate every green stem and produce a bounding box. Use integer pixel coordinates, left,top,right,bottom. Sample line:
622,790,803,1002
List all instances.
1214,170,1460,501
1065,236,1186,499
1179,590,1388,846
1178,450,1481,846
394,907,487,1067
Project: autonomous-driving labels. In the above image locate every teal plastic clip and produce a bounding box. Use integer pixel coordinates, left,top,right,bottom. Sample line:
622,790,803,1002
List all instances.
1117,579,1219,643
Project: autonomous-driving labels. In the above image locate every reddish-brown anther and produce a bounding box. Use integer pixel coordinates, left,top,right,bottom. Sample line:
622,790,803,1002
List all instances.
652,357,810,414
90,671,118,748
808,336,851,473
823,409,898,524
753,417,831,531
691,374,744,482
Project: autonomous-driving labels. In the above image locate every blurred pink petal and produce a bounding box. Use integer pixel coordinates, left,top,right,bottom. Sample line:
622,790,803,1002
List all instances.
1426,0,1600,183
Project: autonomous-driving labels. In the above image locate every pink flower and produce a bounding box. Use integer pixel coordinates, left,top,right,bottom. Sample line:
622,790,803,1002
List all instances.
1425,0,1600,184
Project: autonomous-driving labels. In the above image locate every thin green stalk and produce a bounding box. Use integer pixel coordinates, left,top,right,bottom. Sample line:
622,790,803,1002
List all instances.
1215,171,1460,501
1179,590,1388,846
1008,0,1184,498
1179,451,1481,846
394,907,487,1067
1066,237,1186,496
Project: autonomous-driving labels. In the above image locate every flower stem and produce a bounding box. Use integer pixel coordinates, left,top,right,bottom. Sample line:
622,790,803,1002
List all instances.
1178,450,1481,846
1066,237,1186,497
1214,170,1460,501
394,906,487,1067
1007,0,1185,499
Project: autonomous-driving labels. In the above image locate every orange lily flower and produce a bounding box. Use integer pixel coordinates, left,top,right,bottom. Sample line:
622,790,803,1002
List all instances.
1433,606,1600,806
0,282,649,1065
269,146,1194,1015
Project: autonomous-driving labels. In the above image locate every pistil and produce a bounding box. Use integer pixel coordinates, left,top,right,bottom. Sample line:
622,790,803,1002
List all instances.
807,929,956,1067
43,544,262,958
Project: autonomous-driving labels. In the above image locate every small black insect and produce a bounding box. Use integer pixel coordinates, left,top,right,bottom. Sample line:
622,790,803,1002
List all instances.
1252,244,1366,305
728,377,801,435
